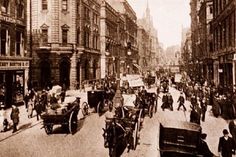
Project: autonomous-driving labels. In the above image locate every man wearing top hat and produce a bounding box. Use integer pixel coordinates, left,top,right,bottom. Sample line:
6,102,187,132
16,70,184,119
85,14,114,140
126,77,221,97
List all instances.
218,129,236,157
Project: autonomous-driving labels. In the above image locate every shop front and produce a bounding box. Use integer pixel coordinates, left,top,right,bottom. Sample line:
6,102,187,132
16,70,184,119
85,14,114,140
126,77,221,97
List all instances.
0,60,29,108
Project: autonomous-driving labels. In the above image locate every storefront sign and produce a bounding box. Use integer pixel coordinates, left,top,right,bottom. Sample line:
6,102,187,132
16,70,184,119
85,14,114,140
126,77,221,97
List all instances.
0,15,24,25
0,61,29,69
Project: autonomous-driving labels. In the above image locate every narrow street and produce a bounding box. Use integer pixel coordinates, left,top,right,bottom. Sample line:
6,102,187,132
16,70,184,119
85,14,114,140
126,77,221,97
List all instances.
0,86,230,157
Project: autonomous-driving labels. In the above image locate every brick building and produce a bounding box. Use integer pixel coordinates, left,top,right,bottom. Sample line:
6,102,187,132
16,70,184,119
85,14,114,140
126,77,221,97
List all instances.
0,0,30,107
28,0,101,90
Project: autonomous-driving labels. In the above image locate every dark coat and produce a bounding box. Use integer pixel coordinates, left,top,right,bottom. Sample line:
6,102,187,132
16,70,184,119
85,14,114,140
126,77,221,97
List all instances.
10,107,19,124
218,136,235,157
198,139,214,157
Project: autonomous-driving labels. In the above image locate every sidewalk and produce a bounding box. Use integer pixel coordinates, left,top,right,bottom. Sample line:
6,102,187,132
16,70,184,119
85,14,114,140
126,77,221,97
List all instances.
0,88,91,141
0,105,42,141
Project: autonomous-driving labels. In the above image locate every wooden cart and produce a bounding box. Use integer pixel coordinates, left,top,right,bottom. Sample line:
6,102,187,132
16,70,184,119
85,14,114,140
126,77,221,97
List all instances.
41,101,80,134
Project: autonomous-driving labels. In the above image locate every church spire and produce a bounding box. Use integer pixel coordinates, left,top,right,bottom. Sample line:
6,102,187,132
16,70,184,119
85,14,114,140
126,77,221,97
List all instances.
145,0,150,20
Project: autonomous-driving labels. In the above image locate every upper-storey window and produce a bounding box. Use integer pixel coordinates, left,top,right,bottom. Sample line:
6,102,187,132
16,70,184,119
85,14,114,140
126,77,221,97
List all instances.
1,0,9,14
16,31,22,56
61,24,70,45
17,1,24,18
41,24,49,44
62,0,68,11
0,29,7,56
42,0,47,10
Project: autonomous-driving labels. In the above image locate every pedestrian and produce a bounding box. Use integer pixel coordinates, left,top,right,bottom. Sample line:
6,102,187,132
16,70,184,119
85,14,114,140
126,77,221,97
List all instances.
10,105,19,133
60,90,66,103
218,129,236,157
201,97,207,122
161,93,168,111
28,98,34,118
2,118,9,132
23,92,30,109
167,92,173,111
198,133,216,157
177,92,186,111
34,98,42,121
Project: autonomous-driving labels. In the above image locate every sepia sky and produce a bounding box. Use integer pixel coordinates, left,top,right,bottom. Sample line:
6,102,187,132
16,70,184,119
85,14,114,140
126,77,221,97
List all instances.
127,0,191,48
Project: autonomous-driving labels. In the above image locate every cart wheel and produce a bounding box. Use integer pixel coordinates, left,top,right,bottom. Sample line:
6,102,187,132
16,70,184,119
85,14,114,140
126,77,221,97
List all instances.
82,102,89,116
97,101,103,115
44,124,53,134
138,109,143,131
69,111,78,134
132,122,138,150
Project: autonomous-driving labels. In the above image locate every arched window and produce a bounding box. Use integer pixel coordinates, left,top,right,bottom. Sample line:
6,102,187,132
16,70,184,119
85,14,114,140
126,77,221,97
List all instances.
1,0,9,14
17,0,24,18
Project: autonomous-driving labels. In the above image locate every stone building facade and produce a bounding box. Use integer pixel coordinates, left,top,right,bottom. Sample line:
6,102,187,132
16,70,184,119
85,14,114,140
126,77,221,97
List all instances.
211,0,236,88
0,0,30,107
100,0,125,78
107,0,139,75
137,2,159,72
28,0,101,90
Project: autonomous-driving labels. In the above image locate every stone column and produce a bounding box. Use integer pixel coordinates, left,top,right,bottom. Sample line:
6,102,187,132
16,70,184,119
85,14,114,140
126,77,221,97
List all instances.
70,53,77,89
213,60,219,86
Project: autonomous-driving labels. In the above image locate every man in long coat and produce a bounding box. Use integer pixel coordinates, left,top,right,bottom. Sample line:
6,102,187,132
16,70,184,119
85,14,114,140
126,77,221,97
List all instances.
10,105,19,133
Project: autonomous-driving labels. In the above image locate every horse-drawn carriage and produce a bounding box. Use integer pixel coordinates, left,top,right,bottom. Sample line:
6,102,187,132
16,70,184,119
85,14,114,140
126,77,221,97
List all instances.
103,106,143,157
41,97,80,134
82,89,114,116
159,120,202,157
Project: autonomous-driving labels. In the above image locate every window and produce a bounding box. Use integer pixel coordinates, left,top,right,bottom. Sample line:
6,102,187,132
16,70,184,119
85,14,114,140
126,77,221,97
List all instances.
17,1,24,18
62,30,68,44
77,29,80,44
16,31,21,56
209,6,213,14
1,0,9,14
42,0,47,10
0,29,7,56
62,0,67,11
42,29,48,44
84,29,90,48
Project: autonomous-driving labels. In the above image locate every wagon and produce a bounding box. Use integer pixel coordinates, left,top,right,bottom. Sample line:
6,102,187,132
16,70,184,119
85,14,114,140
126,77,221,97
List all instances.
41,99,80,134
159,120,202,157
103,106,143,157
83,90,114,115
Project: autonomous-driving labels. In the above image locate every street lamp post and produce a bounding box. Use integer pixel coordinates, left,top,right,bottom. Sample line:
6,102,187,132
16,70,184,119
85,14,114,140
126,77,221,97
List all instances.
113,19,123,108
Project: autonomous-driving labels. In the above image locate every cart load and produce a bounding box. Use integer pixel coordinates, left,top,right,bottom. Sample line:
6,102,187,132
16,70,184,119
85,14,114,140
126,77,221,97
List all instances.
41,97,80,134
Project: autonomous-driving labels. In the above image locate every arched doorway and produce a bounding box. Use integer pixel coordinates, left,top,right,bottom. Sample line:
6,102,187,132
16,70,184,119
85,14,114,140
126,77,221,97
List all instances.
40,61,51,89
60,59,70,89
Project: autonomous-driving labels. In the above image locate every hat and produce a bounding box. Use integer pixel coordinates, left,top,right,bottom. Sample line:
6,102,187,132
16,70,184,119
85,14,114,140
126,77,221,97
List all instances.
200,133,207,139
223,129,229,135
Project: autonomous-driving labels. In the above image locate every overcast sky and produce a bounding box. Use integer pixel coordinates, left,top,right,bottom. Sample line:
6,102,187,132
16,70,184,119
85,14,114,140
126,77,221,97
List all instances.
127,0,191,48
